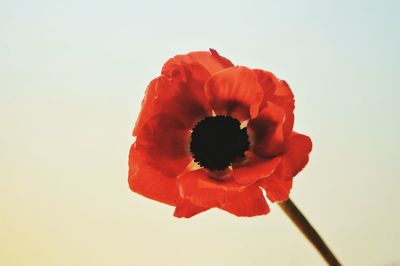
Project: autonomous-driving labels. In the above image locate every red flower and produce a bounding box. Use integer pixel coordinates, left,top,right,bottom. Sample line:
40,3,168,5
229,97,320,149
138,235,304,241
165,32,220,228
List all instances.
129,49,312,218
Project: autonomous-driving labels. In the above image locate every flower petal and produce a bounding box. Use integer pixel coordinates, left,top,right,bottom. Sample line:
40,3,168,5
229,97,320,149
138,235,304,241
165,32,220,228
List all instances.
205,66,264,121
282,132,313,178
133,63,212,136
253,69,295,136
252,69,280,104
247,101,286,157
274,80,295,137
128,144,180,206
253,69,295,111
259,173,293,202
219,185,270,217
259,132,312,202
177,169,245,208
162,49,234,76
135,113,192,177
173,199,210,218
232,152,281,185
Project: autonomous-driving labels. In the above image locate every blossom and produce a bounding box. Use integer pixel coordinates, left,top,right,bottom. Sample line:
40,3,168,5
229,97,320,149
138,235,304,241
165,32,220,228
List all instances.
128,49,312,218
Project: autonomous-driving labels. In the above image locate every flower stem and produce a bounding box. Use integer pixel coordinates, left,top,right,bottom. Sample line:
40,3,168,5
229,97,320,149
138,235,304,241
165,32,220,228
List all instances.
278,198,341,266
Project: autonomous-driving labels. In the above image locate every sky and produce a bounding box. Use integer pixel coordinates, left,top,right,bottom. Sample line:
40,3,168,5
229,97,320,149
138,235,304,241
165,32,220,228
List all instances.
1,0,399,265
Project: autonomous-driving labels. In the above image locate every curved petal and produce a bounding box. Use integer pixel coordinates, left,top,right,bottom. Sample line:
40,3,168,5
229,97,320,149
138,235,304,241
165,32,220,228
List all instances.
259,174,293,202
177,169,246,208
247,101,286,157
205,66,264,121
252,69,280,104
135,113,192,177
253,69,295,136
259,132,312,202
274,80,295,136
128,144,180,206
173,199,210,218
232,152,281,185
133,63,212,136
219,185,270,217
162,49,234,76
282,132,313,178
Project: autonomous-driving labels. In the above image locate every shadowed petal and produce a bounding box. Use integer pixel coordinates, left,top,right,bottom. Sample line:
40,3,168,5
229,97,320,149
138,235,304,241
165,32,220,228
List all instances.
259,132,312,202
248,102,286,157
232,152,281,185
135,113,192,177
253,69,295,137
177,169,246,208
205,66,264,121
281,132,313,179
128,144,180,206
133,64,212,136
220,185,270,217
259,175,293,202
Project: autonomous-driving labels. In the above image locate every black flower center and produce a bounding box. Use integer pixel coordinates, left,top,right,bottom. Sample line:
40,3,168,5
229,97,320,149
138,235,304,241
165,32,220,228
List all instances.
190,115,249,170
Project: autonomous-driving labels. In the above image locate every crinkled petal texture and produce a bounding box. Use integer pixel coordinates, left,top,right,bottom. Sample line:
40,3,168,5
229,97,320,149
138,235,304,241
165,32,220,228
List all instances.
134,49,233,136
177,169,270,217
133,64,212,136
205,66,264,121
259,132,312,202
248,70,295,158
129,144,180,206
162,48,234,76
128,49,312,218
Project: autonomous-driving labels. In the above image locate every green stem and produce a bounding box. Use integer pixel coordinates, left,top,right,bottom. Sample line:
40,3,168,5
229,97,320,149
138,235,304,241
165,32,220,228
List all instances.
278,198,341,266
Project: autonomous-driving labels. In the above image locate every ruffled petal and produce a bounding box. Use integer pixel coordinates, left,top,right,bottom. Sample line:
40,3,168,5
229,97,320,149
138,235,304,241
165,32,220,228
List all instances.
259,174,293,202
259,132,312,202
128,144,180,206
177,169,246,208
232,152,281,185
253,69,295,137
162,49,234,76
282,132,313,178
252,69,280,105
247,101,286,157
205,66,264,121
133,63,212,136
219,185,270,216
274,80,295,137
135,113,192,177
173,199,210,218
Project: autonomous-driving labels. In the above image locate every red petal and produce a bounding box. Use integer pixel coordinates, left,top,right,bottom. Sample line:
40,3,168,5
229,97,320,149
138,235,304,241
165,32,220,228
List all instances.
254,69,294,110
248,102,286,157
173,199,209,218
220,185,270,217
252,69,280,104
162,49,234,76
128,144,180,206
205,66,264,121
177,169,246,208
133,64,212,136
253,70,295,136
259,132,312,202
232,152,281,185
274,80,295,136
259,174,293,202
135,113,192,177
282,132,313,178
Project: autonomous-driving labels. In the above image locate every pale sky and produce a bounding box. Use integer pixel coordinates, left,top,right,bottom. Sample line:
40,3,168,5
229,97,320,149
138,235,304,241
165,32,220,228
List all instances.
1,0,399,265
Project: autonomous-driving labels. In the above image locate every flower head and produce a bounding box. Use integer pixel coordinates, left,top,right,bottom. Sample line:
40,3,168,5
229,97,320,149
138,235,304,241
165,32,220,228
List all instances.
129,49,312,218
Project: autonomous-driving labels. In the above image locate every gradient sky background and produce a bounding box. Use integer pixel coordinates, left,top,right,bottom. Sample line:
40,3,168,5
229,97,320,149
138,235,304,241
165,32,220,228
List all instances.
1,0,399,265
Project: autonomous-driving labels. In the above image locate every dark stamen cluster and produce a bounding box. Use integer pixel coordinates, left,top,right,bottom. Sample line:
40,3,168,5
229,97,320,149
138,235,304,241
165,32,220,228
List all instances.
190,115,249,170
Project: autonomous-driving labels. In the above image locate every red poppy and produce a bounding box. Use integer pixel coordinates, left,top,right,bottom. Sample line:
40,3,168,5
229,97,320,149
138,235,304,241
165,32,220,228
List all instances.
129,49,312,218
